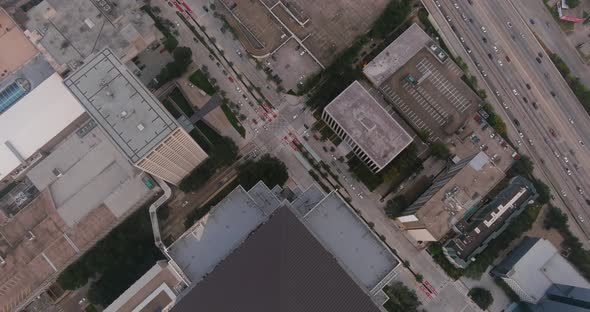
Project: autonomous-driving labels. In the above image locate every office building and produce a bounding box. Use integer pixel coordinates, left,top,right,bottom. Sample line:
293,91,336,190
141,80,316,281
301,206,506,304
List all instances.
322,81,413,173
64,48,208,185
108,182,401,311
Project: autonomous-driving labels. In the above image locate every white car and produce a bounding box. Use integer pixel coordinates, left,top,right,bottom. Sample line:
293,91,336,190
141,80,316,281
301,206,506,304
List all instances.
460,37,465,43
454,3,459,9
554,151,560,158
446,15,452,22
564,157,569,163
512,89,519,96
481,26,487,33
436,0,441,7
497,59,503,66
518,131,524,138
507,22,513,28
493,46,498,52
566,168,572,176
579,215,585,223
569,118,575,124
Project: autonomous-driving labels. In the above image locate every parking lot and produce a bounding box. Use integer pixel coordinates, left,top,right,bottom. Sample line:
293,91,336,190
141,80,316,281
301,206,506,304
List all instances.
219,0,288,56
265,39,322,90
381,49,480,141
452,112,517,173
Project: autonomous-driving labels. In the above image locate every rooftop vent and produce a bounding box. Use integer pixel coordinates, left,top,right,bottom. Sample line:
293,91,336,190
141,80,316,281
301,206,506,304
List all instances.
137,123,145,131
52,168,63,178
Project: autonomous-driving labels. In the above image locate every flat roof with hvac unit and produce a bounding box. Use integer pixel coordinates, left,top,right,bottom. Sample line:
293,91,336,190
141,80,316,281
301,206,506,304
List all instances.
64,48,178,164
322,81,413,172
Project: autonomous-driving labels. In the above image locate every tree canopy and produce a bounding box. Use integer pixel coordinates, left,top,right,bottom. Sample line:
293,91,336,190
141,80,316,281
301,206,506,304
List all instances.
468,287,493,310
509,156,534,177
385,195,408,219
430,143,450,160
383,282,421,312
237,154,289,190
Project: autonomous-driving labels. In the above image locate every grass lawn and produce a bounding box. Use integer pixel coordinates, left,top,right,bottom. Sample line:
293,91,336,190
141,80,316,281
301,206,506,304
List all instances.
221,104,246,137
189,70,215,95
169,87,194,116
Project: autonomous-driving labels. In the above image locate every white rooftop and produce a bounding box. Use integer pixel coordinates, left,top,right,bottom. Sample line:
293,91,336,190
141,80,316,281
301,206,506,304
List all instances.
507,238,590,302
0,73,85,181
301,192,399,293
363,23,432,86
64,48,178,163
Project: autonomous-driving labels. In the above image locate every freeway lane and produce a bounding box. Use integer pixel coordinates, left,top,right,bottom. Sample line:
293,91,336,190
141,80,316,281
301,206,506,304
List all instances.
425,0,590,239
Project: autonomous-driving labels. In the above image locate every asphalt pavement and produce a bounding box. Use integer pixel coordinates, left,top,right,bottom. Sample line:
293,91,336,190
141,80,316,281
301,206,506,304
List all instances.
425,0,590,242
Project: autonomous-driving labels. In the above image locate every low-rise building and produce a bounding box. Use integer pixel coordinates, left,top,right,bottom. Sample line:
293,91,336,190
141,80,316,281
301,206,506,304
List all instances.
492,237,590,304
322,81,413,173
104,261,186,312
363,23,480,141
397,152,505,241
64,48,208,185
442,176,538,268
0,119,160,311
23,0,158,74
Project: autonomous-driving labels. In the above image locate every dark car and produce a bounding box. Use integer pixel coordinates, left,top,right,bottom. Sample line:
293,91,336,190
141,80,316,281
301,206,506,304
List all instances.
526,84,531,90
522,97,528,103
513,119,521,127
536,57,541,63
532,102,538,109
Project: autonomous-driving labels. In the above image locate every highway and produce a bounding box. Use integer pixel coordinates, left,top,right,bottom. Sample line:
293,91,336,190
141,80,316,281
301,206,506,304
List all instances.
424,0,590,240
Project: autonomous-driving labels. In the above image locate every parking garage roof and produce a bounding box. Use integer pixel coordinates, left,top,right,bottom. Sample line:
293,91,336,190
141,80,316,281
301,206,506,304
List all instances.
363,23,432,86
64,48,178,163
323,81,413,169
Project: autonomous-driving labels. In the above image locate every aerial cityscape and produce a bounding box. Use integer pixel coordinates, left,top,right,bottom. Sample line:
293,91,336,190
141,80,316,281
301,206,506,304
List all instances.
0,0,589,311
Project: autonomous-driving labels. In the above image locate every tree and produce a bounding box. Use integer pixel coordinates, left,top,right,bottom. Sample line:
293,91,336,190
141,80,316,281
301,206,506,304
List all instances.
415,274,424,283
155,46,193,86
532,178,551,205
568,0,580,8
383,282,421,312
163,36,178,52
468,287,493,310
430,143,450,160
509,155,534,177
417,129,430,142
544,205,568,231
385,195,408,219
237,154,289,190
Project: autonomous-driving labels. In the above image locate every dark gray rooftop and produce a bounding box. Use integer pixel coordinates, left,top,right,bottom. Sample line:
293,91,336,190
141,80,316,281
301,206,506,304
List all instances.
64,48,177,163
170,205,382,312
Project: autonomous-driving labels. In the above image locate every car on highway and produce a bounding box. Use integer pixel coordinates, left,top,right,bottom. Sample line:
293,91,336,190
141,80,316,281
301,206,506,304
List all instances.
513,119,520,126
482,37,487,43
549,128,557,137
228,76,234,82
532,102,538,109
436,0,441,7
580,140,585,146
505,55,511,62
512,89,518,96
529,18,535,25
528,139,534,146
466,46,472,53
554,151,560,158
493,46,498,52
536,57,542,63
507,21,512,28
577,187,584,195
579,215,585,223
522,97,528,103
446,15,452,22
481,26,487,33
454,3,459,9
565,168,572,176
564,156,569,163
569,117,574,124
497,59,503,66
526,84,531,90
503,102,509,109
518,131,524,138
460,37,465,43
488,53,493,60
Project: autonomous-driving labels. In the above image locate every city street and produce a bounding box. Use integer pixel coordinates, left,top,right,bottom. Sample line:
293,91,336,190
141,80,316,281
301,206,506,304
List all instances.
424,0,590,242
160,0,490,310
509,0,590,88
